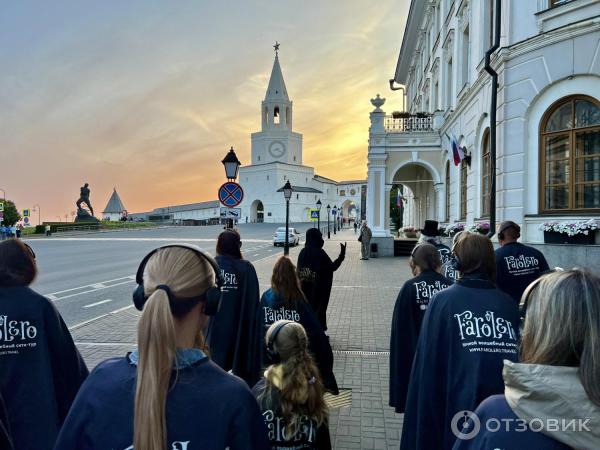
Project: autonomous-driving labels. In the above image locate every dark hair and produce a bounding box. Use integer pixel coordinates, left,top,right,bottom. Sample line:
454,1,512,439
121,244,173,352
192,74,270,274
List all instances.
216,230,242,259
499,221,520,241
271,256,306,307
453,233,496,281
409,243,441,274
0,239,37,287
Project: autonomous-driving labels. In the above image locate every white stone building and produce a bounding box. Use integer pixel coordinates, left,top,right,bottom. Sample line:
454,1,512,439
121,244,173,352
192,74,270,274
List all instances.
367,0,600,254
238,51,366,224
102,188,126,221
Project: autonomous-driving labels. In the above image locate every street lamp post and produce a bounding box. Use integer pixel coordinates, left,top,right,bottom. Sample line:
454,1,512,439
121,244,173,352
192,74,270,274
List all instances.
221,146,242,229
326,204,331,239
33,204,41,226
332,206,337,234
316,199,322,230
281,180,293,256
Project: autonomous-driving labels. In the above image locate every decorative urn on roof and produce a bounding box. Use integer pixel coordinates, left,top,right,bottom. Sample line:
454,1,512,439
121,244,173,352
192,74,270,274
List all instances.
370,94,386,112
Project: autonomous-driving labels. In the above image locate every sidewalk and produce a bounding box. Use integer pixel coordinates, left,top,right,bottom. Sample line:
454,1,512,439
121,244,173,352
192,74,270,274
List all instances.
71,227,411,449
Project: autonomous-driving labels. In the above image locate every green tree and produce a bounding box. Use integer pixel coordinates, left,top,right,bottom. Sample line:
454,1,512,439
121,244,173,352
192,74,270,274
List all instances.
389,185,404,234
1,200,21,226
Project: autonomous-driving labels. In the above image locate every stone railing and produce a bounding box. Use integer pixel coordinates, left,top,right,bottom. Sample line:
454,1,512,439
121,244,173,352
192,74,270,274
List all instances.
384,115,433,133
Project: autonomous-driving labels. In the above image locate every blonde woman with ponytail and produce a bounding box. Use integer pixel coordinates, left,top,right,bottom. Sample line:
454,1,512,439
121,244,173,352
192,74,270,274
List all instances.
55,245,270,450
254,320,331,450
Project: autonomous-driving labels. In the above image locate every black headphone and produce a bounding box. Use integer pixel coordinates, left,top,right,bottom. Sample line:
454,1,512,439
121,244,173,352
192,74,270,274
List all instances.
266,321,292,364
132,244,223,316
498,221,520,241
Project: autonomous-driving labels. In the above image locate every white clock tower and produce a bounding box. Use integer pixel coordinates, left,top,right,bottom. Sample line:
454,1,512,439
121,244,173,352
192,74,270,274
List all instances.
250,46,303,166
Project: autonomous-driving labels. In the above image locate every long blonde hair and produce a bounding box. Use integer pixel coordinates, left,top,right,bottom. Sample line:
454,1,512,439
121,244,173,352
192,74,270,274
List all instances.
260,320,328,437
134,246,215,450
520,269,600,406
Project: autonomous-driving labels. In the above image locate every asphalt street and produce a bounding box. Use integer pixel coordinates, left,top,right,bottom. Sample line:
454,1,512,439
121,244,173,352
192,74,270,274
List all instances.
25,223,321,328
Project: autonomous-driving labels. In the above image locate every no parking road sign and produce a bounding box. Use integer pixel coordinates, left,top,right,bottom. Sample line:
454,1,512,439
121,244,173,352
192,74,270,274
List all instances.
218,182,244,208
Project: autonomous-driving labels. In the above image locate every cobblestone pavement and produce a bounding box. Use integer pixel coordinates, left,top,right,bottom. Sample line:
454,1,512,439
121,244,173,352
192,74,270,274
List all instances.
71,227,411,449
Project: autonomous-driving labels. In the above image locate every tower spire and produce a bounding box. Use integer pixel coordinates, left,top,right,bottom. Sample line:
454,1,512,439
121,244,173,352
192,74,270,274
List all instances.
265,43,289,101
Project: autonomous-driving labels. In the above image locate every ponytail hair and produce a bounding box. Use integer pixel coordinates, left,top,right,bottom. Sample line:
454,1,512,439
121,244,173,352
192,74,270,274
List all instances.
134,246,215,450
261,320,328,437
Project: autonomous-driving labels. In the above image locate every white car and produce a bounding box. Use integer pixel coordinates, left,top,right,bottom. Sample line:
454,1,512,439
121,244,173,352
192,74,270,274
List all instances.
273,227,301,247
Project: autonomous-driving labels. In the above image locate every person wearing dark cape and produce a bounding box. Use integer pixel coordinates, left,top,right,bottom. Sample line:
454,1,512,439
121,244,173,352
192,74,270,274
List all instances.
297,228,346,332
258,256,339,394
0,239,88,450
389,243,452,413
400,233,520,450
419,219,451,265
206,230,262,386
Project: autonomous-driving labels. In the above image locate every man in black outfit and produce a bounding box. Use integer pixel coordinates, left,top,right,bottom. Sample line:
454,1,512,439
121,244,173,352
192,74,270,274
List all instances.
495,221,550,303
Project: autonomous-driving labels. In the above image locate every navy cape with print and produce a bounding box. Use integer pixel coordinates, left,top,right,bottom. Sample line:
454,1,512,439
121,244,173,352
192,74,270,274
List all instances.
389,270,452,413
495,242,550,303
53,355,270,450
400,277,520,450
0,286,88,450
258,288,339,395
206,255,262,386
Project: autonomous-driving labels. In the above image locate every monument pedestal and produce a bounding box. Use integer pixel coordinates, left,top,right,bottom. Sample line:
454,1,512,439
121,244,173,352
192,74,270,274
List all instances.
74,208,100,224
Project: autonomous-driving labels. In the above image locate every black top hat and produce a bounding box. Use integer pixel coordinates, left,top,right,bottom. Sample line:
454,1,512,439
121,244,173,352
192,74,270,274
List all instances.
421,220,441,236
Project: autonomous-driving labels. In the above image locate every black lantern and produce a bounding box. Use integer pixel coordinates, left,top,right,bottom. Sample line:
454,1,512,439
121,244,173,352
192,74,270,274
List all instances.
316,199,322,229
326,204,331,239
282,180,293,201
280,180,294,255
332,206,337,234
222,146,241,181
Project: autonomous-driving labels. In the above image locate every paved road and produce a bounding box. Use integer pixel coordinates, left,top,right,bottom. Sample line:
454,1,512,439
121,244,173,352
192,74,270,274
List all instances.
25,223,322,327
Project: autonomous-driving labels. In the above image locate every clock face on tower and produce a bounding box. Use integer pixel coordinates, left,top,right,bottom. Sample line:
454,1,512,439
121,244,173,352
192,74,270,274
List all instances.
268,140,286,158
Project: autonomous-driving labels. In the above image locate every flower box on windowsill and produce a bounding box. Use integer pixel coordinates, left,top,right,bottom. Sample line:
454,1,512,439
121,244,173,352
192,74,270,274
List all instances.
543,231,596,245
404,232,418,239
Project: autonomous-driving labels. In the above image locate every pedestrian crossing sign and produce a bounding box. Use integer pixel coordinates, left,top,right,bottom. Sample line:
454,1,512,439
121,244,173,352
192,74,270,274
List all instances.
310,210,319,219
23,209,30,217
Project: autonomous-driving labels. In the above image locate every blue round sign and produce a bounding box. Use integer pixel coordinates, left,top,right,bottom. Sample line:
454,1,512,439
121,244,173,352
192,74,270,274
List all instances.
218,182,244,207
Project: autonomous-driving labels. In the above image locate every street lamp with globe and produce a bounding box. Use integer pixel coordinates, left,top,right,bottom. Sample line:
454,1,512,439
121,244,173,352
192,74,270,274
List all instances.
280,180,293,256
316,199,322,230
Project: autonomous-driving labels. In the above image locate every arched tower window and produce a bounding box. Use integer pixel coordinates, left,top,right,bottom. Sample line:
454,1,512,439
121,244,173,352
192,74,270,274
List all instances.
445,160,451,221
286,107,290,127
540,95,600,212
264,107,269,126
481,129,491,217
274,106,280,125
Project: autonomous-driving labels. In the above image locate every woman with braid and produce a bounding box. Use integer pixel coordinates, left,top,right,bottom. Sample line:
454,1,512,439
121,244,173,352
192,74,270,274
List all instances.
253,320,331,450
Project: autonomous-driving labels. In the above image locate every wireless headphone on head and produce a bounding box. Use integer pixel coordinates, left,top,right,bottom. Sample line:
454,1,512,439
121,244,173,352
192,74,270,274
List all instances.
498,221,520,241
266,321,292,364
132,244,223,316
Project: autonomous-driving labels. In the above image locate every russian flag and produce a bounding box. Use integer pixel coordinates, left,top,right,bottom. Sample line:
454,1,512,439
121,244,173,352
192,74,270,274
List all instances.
450,133,464,166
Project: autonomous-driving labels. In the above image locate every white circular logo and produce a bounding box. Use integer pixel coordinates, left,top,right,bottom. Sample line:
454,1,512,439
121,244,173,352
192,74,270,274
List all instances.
451,410,480,440
268,140,286,158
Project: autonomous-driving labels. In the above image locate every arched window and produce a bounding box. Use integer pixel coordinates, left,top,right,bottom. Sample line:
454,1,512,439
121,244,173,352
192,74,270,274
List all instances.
445,161,451,221
481,129,491,217
274,106,280,125
460,159,468,220
540,96,600,212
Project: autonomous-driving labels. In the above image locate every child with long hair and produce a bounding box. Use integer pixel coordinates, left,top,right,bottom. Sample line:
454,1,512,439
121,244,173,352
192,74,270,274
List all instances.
259,256,338,394
54,245,269,450
254,320,331,450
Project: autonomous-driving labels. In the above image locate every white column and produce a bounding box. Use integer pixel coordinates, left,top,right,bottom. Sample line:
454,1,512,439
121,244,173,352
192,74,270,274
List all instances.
384,184,392,237
434,183,444,222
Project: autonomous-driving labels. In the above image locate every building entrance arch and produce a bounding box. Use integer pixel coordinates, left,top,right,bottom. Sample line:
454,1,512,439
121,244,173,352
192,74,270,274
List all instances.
390,164,438,231
250,200,264,223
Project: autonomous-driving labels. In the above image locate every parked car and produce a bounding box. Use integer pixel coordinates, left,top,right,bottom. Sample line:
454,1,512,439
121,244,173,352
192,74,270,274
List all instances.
273,227,300,246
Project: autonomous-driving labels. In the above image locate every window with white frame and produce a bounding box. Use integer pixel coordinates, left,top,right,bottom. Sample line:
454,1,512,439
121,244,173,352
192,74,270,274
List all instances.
461,25,470,88
446,56,453,109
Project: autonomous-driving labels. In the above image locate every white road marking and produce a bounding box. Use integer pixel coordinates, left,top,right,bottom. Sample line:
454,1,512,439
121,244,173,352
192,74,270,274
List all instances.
46,275,135,296
90,283,105,289
83,299,113,308
47,279,135,301
30,237,272,243
69,305,135,330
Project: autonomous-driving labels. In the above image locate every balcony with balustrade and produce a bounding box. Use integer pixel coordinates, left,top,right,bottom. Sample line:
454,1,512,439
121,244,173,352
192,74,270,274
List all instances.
384,114,434,133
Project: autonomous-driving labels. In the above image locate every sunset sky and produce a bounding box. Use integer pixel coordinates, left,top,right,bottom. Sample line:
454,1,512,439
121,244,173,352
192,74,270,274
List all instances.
1,1,409,221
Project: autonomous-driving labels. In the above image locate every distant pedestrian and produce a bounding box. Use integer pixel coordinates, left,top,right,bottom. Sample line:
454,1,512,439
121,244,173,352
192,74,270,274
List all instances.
54,244,269,450
253,320,332,449
453,269,600,450
206,229,262,386
389,244,452,413
440,230,466,283
45,224,51,236
0,239,88,450
359,221,372,260
15,224,23,239
353,221,358,234
259,256,338,394
495,221,550,303
401,233,520,450
418,220,451,264
297,229,346,332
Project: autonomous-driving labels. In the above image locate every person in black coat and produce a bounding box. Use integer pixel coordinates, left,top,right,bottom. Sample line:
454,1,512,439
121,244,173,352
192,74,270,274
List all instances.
400,233,520,450
419,220,451,265
0,239,88,450
389,243,452,413
297,228,346,331
495,221,550,303
258,256,338,394
206,229,262,386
